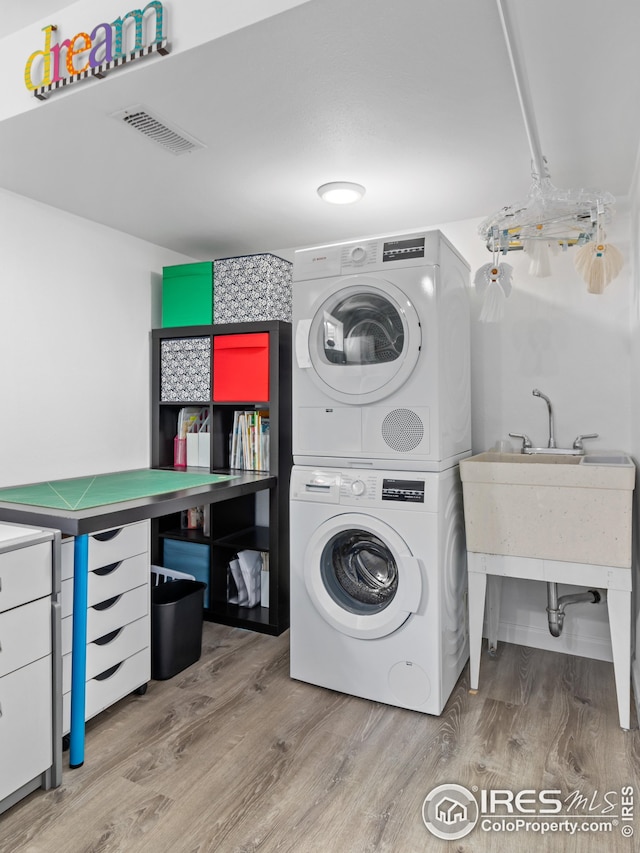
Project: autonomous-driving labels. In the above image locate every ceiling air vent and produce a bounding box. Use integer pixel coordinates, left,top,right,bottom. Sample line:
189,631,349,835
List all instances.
112,105,205,156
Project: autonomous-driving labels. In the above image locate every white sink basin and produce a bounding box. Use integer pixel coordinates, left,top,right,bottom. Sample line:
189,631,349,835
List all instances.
460,451,635,567
581,454,631,466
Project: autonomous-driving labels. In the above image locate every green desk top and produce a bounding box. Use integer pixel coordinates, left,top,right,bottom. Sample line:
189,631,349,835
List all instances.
0,469,237,511
0,468,274,536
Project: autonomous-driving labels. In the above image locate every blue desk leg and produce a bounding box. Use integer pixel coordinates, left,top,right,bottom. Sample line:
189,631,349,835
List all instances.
69,534,88,768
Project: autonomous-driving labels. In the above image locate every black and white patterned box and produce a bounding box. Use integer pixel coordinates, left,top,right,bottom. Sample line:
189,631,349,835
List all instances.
213,253,292,323
160,337,211,402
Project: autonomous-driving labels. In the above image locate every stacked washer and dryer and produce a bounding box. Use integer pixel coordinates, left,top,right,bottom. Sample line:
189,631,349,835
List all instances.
289,230,471,715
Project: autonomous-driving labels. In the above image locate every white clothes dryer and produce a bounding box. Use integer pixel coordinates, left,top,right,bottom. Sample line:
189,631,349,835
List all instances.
292,230,471,471
289,465,469,715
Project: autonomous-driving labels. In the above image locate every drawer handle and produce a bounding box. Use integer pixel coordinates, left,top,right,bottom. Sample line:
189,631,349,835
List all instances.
93,561,122,577
92,595,122,611
92,529,122,542
0,702,2,719
94,662,123,681
93,627,123,646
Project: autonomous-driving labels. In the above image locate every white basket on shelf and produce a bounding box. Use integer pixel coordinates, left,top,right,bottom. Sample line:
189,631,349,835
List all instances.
151,564,196,586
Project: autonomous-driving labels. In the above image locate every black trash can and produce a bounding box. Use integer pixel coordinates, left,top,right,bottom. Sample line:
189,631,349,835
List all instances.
151,579,207,680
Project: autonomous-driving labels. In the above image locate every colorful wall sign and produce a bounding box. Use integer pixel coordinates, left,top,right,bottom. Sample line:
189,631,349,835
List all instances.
24,1,169,100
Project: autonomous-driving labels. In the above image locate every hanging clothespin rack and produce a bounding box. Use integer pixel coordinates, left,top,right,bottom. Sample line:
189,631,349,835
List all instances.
478,0,616,264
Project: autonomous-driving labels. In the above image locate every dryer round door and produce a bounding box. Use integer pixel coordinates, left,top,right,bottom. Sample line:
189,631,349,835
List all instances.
300,276,422,405
303,512,423,639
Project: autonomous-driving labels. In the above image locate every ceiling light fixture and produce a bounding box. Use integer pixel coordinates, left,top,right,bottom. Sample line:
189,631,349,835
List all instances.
317,181,366,205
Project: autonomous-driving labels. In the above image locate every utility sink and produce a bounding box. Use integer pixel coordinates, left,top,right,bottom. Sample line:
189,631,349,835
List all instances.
460,451,635,567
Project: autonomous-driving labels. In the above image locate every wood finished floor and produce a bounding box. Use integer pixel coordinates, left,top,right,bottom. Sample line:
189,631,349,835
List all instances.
2,623,640,853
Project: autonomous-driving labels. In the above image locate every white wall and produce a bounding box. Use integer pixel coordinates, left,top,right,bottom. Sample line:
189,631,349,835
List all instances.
0,187,193,487
437,213,632,456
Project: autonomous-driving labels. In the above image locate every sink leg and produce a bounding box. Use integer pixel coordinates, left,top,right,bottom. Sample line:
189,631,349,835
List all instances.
468,562,487,692
487,576,503,656
607,588,631,730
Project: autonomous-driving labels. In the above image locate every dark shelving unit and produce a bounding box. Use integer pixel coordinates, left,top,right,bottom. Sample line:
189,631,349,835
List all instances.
150,321,291,635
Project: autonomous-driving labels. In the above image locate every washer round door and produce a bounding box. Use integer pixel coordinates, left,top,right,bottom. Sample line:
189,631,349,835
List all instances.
303,513,423,639
301,276,422,405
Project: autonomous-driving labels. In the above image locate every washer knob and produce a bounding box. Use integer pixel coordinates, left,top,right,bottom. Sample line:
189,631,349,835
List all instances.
351,479,366,496
350,246,367,264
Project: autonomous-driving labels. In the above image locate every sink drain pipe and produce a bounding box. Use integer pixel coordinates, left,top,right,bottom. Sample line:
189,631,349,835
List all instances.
546,583,601,637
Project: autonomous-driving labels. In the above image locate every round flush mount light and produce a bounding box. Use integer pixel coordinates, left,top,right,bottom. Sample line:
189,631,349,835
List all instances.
317,181,366,204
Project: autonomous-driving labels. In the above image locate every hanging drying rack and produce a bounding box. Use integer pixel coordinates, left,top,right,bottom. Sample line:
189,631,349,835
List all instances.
479,0,615,255
481,183,614,254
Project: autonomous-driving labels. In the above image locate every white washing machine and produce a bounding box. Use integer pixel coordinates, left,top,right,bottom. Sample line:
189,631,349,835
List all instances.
292,230,471,471
289,465,469,715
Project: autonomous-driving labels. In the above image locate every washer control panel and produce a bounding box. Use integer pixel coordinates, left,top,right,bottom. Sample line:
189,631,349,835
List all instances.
339,472,378,501
339,473,426,505
381,478,425,503
291,467,435,510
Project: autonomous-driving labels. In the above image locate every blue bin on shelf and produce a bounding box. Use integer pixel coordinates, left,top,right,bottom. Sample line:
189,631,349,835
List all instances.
162,539,210,608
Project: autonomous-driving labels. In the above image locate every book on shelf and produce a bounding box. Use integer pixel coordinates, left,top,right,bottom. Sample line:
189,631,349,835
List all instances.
260,551,269,608
229,410,269,471
177,406,210,468
227,549,263,607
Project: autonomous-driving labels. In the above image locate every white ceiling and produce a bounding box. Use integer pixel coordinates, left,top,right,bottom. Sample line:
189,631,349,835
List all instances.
2,0,640,259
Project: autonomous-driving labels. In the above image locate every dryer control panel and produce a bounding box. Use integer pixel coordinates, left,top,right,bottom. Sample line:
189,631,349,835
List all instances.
293,229,446,280
341,236,426,271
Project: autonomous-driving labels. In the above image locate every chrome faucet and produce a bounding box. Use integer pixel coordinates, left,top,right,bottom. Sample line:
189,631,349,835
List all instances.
532,388,556,448
509,388,599,455
573,433,599,450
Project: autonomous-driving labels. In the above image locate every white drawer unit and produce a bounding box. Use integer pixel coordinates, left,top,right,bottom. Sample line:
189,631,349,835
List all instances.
0,656,53,803
0,523,61,816
89,522,150,570
63,647,150,732
0,541,52,612
61,522,149,580
61,553,149,617
61,521,151,737
62,617,149,691
61,584,149,655
0,597,51,678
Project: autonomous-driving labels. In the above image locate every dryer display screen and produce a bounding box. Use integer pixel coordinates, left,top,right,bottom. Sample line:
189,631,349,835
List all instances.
382,237,425,262
381,479,425,503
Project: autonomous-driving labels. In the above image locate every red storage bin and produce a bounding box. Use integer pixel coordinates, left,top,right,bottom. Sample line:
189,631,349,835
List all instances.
213,333,269,401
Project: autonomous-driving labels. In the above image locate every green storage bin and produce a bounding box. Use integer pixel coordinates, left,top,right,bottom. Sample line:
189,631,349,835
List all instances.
162,262,213,327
